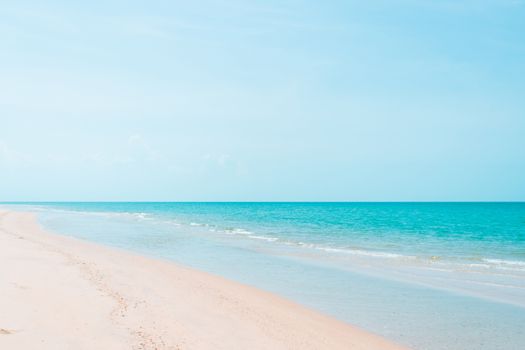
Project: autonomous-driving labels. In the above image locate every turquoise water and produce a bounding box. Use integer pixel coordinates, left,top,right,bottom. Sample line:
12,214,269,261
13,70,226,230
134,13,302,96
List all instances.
5,202,525,349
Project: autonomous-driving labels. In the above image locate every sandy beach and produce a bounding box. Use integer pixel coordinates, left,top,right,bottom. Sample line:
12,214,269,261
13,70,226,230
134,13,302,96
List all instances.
0,209,406,350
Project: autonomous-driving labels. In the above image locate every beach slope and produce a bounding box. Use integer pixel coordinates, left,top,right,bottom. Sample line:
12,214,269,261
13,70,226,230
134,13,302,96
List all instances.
0,210,406,350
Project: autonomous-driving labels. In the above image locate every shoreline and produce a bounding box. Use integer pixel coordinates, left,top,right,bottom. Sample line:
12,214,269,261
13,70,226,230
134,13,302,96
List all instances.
0,209,407,349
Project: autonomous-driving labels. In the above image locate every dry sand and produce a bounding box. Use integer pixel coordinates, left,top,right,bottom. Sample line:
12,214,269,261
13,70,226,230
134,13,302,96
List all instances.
0,209,407,350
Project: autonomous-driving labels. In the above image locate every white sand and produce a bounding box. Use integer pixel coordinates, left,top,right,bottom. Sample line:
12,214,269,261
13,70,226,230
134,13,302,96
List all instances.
0,210,407,349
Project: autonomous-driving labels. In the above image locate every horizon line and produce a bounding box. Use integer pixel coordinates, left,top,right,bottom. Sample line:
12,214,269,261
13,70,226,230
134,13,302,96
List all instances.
2,200,524,204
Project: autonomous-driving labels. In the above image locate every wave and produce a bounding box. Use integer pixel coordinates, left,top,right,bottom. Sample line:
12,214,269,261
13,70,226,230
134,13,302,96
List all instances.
249,235,279,242
221,228,253,235
29,205,525,275
483,258,525,267
314,246,411,259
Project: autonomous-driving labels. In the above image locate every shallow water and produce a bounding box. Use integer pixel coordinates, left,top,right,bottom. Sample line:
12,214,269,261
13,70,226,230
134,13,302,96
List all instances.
5,202,525,350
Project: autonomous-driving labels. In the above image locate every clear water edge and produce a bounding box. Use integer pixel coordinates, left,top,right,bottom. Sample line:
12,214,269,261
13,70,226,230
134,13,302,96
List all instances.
3,202,525,350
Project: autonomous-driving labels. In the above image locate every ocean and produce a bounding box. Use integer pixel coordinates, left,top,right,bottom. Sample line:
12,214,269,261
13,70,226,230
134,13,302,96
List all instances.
5,202,525,350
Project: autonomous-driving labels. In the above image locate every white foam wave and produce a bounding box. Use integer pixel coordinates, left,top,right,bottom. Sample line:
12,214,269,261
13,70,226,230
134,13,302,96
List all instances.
289,241,413,259
317,247,409,259
132,212,152,220
222,228,253,235
232,228,252,235
466,263,491,269
483,258,525,267
249,235,279,242
190,222,208,227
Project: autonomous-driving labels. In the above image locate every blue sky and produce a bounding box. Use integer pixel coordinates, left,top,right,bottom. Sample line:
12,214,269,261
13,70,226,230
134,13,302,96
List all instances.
1,0,524,201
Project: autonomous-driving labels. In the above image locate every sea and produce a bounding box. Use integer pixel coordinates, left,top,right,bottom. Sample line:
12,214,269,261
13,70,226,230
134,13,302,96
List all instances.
4,202,525,350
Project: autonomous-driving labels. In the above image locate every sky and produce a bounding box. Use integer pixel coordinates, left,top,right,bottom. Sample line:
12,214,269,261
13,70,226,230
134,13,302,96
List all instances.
1,0,524,201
